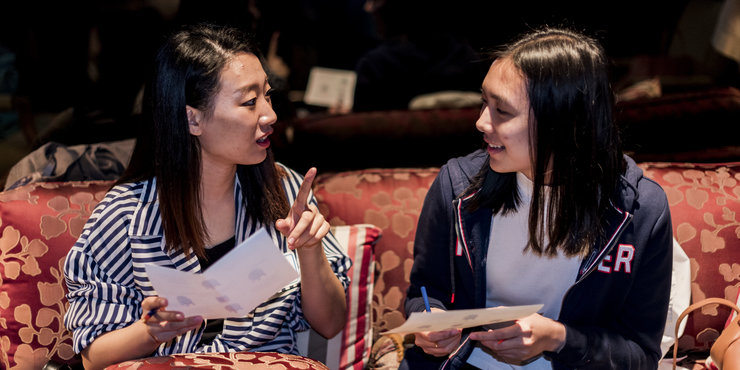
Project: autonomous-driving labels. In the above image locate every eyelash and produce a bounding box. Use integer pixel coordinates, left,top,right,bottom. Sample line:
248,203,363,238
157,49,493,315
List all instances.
242,89,274,107
480,98,508,116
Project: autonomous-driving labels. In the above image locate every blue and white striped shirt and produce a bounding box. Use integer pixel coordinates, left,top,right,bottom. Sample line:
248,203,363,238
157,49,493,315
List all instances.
63,164,351,355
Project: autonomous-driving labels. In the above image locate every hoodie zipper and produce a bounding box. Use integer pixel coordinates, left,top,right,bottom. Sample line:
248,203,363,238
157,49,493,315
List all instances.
441,336,472,370
453,196,475,269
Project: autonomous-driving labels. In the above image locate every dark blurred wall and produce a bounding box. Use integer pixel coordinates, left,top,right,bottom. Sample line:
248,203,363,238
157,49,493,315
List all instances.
2,0,730,116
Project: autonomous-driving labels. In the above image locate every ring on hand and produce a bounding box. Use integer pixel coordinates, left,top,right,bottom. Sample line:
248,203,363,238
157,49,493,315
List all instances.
434,342,438,348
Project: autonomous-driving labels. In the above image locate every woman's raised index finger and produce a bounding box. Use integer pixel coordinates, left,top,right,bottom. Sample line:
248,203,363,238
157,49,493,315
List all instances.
294,167,317,210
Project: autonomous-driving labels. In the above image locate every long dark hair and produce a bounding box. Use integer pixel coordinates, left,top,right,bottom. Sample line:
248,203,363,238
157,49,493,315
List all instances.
466,27,625,257
118,23,289,259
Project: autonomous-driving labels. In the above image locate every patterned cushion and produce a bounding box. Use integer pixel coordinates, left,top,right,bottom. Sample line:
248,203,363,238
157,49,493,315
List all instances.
313,168,439,342
0,180,114,369
332,224,381,370
638,162,740,351
303,224,381,370
105,352,329,369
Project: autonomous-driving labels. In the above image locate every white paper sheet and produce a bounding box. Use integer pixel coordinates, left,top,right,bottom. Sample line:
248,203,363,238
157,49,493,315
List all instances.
303,67,357,109
382,304,544,335
144,228,299,319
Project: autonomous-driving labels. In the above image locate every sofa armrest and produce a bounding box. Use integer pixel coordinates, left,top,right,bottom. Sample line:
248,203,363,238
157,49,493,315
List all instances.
105,352,330,369
1,181,114,369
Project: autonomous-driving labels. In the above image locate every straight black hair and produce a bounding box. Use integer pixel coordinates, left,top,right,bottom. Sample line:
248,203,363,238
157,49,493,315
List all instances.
466,27,625,257
118,23,289,259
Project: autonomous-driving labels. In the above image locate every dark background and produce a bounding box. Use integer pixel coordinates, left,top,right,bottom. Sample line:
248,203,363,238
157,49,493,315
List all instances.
2,0,738,113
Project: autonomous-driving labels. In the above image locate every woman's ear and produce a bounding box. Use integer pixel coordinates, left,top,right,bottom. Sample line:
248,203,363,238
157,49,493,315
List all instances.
186,105,203,136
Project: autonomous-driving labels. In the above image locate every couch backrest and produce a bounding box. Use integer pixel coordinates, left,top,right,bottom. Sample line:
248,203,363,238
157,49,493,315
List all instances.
315,162,740,353
0,180,114,369
313,168,439,342
637,162,740,352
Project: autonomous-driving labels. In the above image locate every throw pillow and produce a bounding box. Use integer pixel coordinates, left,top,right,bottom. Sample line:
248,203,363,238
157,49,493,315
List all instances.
300,224,381,370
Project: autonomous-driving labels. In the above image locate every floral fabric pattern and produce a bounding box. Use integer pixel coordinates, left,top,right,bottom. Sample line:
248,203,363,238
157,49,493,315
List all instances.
0,181,113,369
313,168,439,342
106,352,329,369
2,161,738,369
638,162,740,351
0,180,373,370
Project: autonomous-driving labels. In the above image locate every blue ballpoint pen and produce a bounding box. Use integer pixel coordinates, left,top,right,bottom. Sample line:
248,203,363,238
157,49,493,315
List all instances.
421,286,432,313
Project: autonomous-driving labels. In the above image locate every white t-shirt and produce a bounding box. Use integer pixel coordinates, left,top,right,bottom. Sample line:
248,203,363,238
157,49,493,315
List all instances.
467,172,581,370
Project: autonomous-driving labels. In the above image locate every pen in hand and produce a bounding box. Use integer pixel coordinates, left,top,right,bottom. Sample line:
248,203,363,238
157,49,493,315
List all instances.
421,286,432,313
141,308,158,322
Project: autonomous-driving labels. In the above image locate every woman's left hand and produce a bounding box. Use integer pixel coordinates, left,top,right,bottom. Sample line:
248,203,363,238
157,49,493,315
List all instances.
276,167,330,250
468,313,566,365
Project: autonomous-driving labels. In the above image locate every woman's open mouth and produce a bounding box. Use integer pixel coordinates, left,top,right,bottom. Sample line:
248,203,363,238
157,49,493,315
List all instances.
487,143,504,154
256,135,271,148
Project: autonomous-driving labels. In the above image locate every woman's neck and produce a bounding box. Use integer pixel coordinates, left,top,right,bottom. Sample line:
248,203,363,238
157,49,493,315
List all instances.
199,163,237,246
200,162,237,202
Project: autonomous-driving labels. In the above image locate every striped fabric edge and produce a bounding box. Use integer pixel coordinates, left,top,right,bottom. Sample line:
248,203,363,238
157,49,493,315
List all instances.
332,224,382,370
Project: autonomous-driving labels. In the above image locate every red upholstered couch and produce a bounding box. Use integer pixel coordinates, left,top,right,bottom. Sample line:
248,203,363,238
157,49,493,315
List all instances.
1,162,738,369
0,180,380,370
312,162,740,368
291,87,740,368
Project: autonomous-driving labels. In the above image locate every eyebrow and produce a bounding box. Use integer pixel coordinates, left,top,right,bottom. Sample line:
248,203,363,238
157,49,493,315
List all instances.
481,87,513,110
233,77,270,96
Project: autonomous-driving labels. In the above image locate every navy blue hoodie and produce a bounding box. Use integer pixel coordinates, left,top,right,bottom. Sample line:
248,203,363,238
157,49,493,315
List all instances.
403,149,672,369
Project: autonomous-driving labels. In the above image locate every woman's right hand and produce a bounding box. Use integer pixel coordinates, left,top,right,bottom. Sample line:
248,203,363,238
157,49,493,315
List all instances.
415,325,462,357
140,296,203,345
81,296,204,370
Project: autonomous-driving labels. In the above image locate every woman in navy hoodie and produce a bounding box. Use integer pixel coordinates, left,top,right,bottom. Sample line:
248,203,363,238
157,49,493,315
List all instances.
402,27,672,369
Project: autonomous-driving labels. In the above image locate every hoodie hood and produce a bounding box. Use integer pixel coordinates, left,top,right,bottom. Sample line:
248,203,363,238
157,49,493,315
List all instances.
453,150,645,212
614,155,644,212
445,149,489,197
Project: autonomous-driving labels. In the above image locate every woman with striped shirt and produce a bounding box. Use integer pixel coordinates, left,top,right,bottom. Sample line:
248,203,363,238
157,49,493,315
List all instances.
63,23,351,370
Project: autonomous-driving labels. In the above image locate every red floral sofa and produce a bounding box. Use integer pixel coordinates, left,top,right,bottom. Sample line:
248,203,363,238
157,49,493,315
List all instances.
311,162,740,368
0,181,380,370
1,161,738,369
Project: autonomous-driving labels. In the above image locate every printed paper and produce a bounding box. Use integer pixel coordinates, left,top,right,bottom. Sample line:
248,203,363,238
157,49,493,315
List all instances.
383,304,543,334
145,228,299,319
